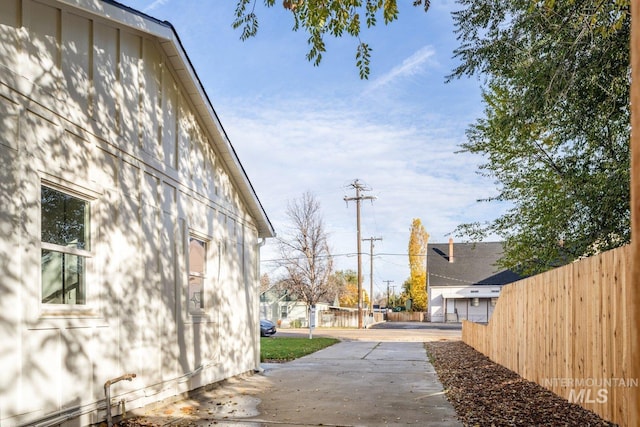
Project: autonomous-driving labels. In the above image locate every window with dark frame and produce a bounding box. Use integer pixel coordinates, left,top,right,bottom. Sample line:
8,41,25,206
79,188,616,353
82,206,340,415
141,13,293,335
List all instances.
41,185,91,305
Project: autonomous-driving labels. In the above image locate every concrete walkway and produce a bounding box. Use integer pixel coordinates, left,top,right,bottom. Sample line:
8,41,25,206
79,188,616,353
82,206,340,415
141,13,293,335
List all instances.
130,340,462,426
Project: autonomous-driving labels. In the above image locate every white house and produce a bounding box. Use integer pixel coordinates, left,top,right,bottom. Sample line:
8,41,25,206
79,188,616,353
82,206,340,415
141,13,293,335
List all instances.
427,240,523,323
0,1,275,426
259,286,331,328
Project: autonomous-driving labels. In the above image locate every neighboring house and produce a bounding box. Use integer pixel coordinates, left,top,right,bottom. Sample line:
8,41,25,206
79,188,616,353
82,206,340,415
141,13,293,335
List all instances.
0,1,274,426
259,286,300,325
428,240,523,323
259,286,329,328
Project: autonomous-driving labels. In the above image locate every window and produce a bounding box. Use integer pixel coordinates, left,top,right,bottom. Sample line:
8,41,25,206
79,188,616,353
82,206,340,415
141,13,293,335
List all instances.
188,237,207,315
41,185,91,304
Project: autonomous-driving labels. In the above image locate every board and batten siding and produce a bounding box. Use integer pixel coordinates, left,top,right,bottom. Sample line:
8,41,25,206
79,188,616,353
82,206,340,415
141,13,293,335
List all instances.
0,1,269,426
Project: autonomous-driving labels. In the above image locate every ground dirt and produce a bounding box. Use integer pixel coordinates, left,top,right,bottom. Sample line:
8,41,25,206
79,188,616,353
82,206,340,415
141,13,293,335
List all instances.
424,340,616,426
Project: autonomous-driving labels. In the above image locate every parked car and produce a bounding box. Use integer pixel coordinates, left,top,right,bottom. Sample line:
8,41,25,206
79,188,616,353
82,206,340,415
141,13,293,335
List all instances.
260,319,277,337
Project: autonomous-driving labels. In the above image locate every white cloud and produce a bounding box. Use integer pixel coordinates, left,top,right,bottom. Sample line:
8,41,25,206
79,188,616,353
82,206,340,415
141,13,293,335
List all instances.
218,95,503,285
366,46,438,92
142,0,169,12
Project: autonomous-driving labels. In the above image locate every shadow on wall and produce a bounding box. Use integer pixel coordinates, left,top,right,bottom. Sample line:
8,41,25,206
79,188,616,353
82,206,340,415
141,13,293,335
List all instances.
0,2,262,424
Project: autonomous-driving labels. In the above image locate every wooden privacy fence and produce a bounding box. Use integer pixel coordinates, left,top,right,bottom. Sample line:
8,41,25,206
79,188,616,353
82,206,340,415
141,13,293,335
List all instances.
386,311,427,322
462,245,633,426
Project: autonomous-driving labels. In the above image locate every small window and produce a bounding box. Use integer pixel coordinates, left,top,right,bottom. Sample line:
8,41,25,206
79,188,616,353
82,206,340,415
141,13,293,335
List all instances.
188,237,207,315
41,185,91,305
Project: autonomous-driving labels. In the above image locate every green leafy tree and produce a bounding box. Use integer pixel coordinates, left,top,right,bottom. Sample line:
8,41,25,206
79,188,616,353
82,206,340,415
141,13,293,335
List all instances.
232,0,430,79
450,0,630,275
404,218,429,311
399,278,410,307
388,292,402,309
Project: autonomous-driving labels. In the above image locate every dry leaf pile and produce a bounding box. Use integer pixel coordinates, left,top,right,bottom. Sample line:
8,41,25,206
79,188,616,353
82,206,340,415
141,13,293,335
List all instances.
425,341,616,427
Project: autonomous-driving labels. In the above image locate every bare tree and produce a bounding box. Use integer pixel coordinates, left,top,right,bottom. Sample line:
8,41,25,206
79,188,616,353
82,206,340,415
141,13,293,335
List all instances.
259,273,271,295
277,192,335,321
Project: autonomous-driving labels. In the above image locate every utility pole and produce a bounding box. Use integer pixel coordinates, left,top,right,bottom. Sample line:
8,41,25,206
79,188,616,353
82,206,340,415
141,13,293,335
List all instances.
390,285,396,308
362,237,382,318
383,280,394,307
344,179,376,329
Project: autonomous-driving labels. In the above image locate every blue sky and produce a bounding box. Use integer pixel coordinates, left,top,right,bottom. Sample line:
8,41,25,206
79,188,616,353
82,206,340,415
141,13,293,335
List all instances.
121,0,503,298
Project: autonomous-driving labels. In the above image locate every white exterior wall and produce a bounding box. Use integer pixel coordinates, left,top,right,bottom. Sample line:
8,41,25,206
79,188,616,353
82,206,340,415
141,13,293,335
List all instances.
428,285,502,323
0,1,267,426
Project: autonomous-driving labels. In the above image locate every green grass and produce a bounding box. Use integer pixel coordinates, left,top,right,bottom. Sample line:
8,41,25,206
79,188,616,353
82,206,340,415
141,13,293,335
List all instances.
260,337,340,362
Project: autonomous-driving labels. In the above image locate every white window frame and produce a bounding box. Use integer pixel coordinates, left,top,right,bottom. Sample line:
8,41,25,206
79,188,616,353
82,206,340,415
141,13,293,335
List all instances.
188,231,211,316
39,179,98,316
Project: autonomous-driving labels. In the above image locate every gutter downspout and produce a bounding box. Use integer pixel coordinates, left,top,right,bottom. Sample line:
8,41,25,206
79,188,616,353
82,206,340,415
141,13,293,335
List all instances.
255,238,268,373
104,373,136,427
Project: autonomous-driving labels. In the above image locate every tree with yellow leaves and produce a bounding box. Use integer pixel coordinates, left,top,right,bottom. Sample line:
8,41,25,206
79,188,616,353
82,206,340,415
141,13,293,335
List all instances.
405,218,429,311
335,269,369,308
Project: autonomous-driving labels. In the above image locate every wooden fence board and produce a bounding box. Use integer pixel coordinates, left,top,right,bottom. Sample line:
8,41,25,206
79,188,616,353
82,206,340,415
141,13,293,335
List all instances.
630,8,640,426
462,245,633,426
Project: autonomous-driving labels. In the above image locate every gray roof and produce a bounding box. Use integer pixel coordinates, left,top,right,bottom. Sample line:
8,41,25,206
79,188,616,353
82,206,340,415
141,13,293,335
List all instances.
427,242,523,287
